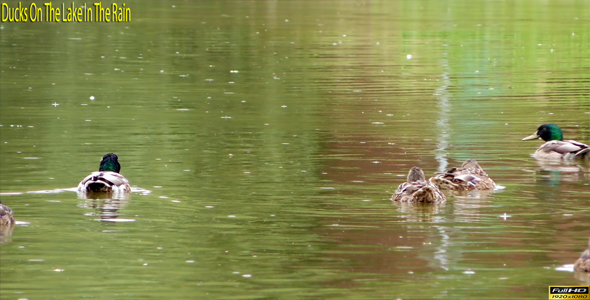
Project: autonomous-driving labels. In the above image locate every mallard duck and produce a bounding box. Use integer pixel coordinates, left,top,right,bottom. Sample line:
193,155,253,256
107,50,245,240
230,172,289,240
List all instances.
429,159,496,191
522,124,589,160
575,238,590,272
78,153,131,194
0,201,15,226
392,167,446,203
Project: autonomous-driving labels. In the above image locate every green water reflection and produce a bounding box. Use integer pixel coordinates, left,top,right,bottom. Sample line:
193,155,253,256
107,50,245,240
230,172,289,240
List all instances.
1,0,589,299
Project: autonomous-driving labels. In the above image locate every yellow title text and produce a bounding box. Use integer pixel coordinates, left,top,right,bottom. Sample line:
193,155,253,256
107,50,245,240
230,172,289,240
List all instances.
1,2,131,22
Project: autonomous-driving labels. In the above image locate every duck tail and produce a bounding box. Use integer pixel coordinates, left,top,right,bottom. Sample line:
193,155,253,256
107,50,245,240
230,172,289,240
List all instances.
576,148,590,159
86,181,113,192
81,174,115,192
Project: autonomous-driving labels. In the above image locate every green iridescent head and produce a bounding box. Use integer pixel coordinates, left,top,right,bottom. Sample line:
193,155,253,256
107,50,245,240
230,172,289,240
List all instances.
99,153,122,173
522,124,564,142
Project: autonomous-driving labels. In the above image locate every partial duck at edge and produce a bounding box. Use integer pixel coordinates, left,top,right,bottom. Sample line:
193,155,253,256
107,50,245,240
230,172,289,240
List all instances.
0,201,15,226
575,237,590,272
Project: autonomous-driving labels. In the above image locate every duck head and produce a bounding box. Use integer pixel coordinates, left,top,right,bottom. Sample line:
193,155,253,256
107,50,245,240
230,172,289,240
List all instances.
522,124,564,142
99,153,122,173
407,167,426,182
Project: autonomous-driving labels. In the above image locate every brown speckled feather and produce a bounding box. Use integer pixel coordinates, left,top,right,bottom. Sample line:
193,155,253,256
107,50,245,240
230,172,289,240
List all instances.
430,160,496,191
0,202,15,226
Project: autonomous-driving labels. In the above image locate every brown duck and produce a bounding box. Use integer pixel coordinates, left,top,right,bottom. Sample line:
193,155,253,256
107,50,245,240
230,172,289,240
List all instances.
430,159,496,191
392,167,446,204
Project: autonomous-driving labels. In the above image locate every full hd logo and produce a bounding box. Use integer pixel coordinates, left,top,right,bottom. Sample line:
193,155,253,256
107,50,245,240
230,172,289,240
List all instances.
549,286,589,299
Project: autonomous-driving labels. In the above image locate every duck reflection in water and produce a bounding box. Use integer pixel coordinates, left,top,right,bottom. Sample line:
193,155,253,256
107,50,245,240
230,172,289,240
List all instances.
78,191,129,221
395,202,444,223
533,159,590,185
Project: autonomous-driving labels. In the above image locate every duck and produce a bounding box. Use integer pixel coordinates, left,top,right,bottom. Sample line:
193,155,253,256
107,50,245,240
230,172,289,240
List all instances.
392,167,446,204
0,201,15,226
522,124,589,160
575,238,590,272
429,159,496,191
78,153,131,194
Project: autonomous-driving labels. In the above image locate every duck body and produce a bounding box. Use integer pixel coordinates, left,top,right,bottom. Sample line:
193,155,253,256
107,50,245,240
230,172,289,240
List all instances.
0,201,15,226
430,159,496,191
78,153,131,194
77,171,131,193
530,140,589,160
392,167,446,204
523,124,589,160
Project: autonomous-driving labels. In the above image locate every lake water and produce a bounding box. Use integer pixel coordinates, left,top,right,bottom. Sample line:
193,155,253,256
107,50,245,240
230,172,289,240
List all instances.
1,1,589,299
